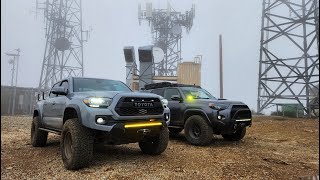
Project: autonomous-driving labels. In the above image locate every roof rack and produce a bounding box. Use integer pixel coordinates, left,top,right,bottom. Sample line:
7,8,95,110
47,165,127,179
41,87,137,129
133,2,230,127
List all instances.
144,82,201,90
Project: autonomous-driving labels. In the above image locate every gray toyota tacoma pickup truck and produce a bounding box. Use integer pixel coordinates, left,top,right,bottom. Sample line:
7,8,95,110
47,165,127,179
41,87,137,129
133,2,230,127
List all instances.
31,77,170,170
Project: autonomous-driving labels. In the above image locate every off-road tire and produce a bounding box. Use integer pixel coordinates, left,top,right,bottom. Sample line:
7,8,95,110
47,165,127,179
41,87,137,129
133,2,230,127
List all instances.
139,127,169,155
168,127,183,137
184,115,213,146
31,116,48,147
222,127,246,141
61,118,94,170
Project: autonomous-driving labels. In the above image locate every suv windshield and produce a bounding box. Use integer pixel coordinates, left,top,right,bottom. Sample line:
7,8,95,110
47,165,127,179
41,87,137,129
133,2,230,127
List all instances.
181,87,216,99
73,78,131,92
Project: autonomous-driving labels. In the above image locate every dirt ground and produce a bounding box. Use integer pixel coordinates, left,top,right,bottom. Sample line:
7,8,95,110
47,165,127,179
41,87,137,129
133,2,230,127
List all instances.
1,115,319,179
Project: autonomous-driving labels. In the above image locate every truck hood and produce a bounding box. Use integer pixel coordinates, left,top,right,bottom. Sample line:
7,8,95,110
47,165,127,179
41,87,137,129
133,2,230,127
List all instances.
70,91,162,99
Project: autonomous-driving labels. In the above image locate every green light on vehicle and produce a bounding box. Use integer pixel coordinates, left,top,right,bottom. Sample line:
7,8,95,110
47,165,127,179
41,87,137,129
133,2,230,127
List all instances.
187,95,194,102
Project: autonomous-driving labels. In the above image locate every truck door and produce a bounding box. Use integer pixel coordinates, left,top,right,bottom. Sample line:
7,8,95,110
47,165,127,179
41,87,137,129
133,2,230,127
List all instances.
53,80,69,130
164,88,184,126
42,82,60,128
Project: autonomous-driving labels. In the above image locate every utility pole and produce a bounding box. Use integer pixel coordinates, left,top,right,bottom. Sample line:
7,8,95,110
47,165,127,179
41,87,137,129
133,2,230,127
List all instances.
5,48,20,116
219,35,223,99
7,58,15,114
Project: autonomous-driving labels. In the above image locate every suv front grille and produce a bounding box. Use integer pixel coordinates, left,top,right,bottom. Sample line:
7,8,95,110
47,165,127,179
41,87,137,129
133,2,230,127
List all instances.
230,105,251,120
115,97,163,116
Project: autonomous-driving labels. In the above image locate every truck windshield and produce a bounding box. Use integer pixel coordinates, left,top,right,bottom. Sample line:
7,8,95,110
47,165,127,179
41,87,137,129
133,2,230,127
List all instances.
181,87,216,99
73,78,132,92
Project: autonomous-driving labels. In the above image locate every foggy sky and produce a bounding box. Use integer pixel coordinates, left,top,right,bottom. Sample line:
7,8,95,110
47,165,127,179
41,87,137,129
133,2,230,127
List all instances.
1,0,262,111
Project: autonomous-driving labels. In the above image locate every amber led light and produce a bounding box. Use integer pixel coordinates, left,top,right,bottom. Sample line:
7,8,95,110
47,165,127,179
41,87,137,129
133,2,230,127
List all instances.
124,122,162,128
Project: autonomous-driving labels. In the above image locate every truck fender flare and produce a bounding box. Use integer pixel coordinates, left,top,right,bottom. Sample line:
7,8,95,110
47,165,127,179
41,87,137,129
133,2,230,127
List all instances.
64,104,82,124
33,108,44,122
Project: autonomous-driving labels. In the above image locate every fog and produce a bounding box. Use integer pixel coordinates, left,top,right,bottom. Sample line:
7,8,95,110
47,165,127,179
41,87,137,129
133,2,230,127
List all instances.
1,0,262,111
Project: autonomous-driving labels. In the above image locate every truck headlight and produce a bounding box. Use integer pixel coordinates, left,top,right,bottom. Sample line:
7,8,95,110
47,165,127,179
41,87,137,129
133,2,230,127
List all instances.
161,99,168,108
83,97,112,108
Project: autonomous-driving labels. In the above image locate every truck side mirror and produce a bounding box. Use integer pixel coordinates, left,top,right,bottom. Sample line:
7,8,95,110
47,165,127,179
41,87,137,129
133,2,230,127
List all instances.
51,87,68,95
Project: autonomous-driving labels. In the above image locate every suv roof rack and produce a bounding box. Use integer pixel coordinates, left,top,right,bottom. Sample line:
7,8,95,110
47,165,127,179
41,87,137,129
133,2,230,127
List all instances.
144,82,201,90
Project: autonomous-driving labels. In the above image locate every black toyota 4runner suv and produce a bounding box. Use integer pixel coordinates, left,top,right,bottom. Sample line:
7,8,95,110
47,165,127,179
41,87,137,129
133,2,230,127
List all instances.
144,82,252,146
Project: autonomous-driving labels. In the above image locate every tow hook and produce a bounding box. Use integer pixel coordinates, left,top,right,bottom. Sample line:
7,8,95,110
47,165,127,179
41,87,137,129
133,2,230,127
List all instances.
137,129,151,135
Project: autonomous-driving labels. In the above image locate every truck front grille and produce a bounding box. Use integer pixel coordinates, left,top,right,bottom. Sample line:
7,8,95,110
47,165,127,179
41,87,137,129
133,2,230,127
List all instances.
230,105,252,120
122,97,161,102
115,97,164,116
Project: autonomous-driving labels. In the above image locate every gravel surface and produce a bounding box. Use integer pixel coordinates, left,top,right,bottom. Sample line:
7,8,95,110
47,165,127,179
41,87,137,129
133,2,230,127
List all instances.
1,115,319,179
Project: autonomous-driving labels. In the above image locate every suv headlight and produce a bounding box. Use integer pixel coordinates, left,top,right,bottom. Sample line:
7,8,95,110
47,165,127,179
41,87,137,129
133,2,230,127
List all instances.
83,97,112,108
161,98,168,107
209,103,228,110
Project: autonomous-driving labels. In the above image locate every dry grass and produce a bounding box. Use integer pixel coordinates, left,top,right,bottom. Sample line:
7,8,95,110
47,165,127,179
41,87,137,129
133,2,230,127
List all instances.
1,115,319,179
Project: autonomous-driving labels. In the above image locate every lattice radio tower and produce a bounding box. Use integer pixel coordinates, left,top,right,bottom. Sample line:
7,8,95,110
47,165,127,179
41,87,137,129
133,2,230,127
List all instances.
138,2,195,76
36,0,88,93
257,0,319,116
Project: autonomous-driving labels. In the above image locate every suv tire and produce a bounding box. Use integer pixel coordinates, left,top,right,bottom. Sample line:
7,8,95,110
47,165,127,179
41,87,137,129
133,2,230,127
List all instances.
222,127,246,141
31,116,48,147
139,127,169,155
184,115,213,146
61,118,94,170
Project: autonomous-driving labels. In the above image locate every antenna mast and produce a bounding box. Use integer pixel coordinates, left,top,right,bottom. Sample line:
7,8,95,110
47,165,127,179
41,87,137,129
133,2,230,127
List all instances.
257,0,319,117
36,0,88,93
138,2,195,76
